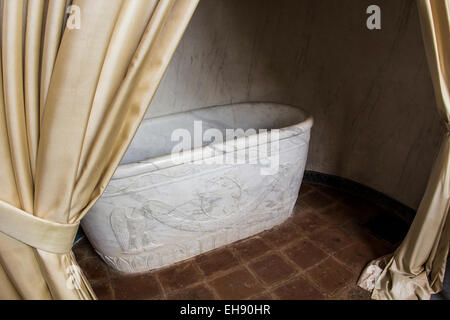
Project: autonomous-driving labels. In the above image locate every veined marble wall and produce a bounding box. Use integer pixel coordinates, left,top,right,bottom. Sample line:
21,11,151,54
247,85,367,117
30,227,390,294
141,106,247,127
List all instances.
146,0,444,209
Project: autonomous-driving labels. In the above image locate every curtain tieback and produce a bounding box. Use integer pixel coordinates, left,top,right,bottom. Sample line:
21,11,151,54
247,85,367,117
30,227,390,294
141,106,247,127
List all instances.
0,200,78,254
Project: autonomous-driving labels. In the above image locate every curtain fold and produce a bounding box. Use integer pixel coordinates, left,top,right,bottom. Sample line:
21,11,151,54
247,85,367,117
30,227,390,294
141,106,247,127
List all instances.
358,0,450,300
0,0,199,300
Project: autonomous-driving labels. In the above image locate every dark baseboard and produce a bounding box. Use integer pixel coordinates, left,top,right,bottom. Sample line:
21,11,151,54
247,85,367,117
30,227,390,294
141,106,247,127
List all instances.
303,170,416,225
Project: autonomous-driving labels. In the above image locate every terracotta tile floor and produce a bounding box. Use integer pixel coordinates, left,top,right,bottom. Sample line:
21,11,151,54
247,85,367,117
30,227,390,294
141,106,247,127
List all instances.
74,183,398,300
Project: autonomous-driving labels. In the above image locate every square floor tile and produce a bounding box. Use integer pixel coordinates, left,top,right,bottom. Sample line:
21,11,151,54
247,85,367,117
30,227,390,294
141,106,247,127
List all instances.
111,273,161,300
209,268,264,299
273,276,324,300
233,237,271,262
306,257,354,294
291,210,329,234
196,248,240,277
334,242,381,272
283,239,328,270
261,223,302,248
308,226,354,254
248,254,296,286
156,261,203,292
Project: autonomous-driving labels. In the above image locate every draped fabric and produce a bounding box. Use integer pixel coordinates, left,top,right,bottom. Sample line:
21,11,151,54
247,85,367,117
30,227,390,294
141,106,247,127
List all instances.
0,0,198,299
358,0,450,300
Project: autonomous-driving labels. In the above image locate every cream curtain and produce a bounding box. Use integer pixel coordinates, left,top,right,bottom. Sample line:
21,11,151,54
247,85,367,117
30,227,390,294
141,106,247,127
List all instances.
0,0,198,300
358,0,450,300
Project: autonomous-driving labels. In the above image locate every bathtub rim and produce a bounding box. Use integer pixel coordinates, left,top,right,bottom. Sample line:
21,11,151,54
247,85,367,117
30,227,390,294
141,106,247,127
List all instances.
114,102,313,180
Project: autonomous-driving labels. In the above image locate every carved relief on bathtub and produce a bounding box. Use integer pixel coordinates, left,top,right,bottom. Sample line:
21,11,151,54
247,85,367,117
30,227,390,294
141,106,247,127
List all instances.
88,153,306,273
110,208,160,253
97,160,304,273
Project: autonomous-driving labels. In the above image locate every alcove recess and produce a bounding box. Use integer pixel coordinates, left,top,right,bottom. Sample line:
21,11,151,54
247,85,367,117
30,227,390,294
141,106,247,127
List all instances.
145,0,444,219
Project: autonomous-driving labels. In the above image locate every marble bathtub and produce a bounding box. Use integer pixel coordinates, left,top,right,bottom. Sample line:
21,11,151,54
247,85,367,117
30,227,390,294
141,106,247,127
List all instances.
81,102,313,273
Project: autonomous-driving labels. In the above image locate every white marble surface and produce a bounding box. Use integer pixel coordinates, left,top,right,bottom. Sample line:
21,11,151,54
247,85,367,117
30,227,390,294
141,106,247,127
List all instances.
82,103,312,273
